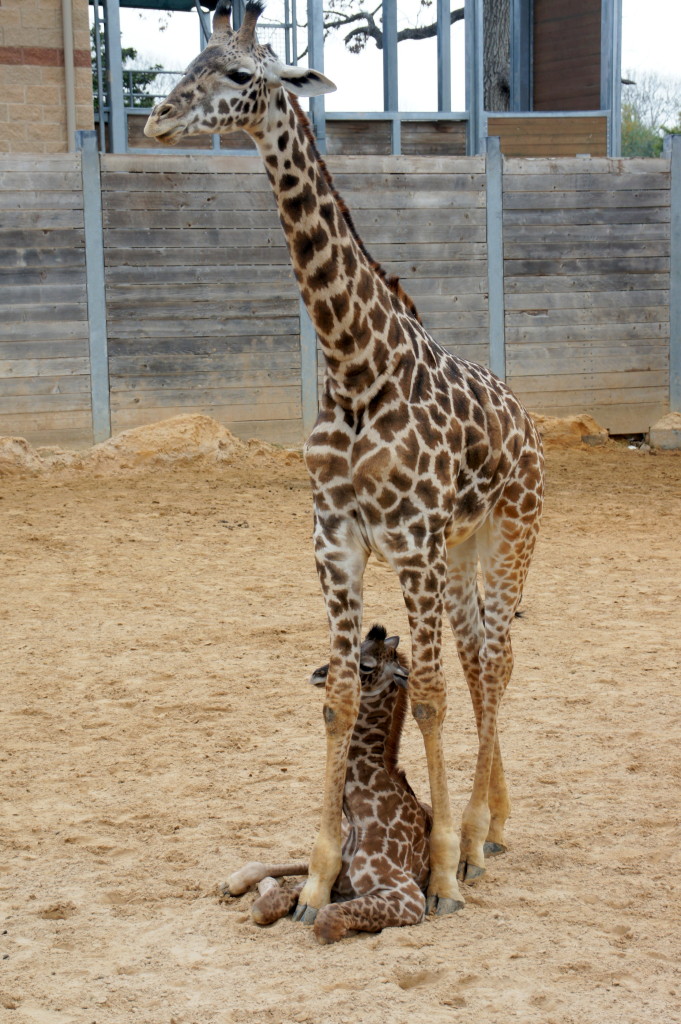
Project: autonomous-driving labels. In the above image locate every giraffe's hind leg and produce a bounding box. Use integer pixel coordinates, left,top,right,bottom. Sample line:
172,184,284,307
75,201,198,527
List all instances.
251,878,306,925
313,877,426,944
221,861,308,897
445,537,511,874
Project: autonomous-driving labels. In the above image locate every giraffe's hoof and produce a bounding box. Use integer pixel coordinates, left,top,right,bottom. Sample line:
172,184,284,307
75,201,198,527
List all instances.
457,860,486,884
292,903,318,925
426,895,465,916
483,841,507,858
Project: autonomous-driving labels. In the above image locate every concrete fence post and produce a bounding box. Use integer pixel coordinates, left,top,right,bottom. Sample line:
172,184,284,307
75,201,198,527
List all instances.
76,130,111,443
486,135,506,381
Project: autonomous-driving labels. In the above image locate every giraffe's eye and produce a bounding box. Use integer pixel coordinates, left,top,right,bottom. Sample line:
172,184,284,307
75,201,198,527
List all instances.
226,69,252,86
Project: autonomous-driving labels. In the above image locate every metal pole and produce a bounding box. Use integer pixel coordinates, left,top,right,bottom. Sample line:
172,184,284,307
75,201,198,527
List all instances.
76,130,111,443
437,0,451,112
465,0,484,154
601,0,622,156
307,0,326,153
382,0,398,112
103,0,127,153
93,4,107,151
510,0,532,111
486,136,506,380
669,134,681,413
61,0,76,151
291,0,298,63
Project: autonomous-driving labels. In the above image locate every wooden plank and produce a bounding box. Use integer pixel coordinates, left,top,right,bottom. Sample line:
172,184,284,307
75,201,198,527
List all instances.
0,304,87,324
0,155,81,172
110,400,301,425
103,208,283,230
332,173,487,194
503,189,670,210
0,375,91,398
506,322,669,344
507,342,668,375
103,190,280,212
0,248,85,270
506,370,668,393
505,223,670,242
409,293,489,312
0,209,85,230
505,289,669,310
504,273,670,293
0,322,89,342
107,335,301,358
504,241,670,259
0,392,94,414
506,306,669,327
0,340,90,361
0,410,93,440
503,157,669,174
511,383,668,407
342,190,486,210
504,206,671,225
0,357,91,378
107,317,300,339
502,257,670,275
103,228,289,249
110,368,301,392
0,172,84,191
0,192,84,212
103,247,293,267
109,350,300,377
104,264,296,287
503,172,670,192
0,284,87,305
106,296,299,319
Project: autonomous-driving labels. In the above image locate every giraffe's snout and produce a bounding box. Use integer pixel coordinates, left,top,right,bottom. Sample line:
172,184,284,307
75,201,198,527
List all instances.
144,102,183,141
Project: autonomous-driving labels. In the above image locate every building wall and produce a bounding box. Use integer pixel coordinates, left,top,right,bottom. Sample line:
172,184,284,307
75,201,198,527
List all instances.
0,0,93,154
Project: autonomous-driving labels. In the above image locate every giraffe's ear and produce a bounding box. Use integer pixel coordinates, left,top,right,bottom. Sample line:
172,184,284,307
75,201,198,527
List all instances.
310,663,329,687
274,64,337,97
384,635,400,649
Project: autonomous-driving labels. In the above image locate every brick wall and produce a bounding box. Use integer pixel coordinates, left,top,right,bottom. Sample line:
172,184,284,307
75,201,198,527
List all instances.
0,0,93,153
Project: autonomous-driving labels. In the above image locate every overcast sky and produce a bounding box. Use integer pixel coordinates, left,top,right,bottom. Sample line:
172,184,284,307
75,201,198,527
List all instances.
110,0,681,113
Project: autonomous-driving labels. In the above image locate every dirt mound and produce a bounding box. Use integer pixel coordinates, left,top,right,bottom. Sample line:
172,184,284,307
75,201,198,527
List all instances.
531,412,608,448
651,411,681,431
0,416,303,477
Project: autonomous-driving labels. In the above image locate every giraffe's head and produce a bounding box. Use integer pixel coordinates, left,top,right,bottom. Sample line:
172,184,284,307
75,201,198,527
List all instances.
144,0,336,145
311,625,409,700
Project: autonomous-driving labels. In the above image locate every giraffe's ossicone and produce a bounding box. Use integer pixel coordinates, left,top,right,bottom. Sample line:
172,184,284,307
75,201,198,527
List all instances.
145,0,545,925
223,626,437,944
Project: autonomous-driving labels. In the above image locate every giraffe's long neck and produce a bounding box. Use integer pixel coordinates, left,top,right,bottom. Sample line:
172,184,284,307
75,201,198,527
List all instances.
254,89,419,402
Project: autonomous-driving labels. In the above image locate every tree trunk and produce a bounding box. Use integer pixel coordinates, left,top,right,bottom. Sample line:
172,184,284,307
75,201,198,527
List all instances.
484,0,511,111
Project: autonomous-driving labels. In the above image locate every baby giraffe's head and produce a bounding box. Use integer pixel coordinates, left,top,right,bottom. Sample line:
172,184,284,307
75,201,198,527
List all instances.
144,0,335,145
311,625,409,701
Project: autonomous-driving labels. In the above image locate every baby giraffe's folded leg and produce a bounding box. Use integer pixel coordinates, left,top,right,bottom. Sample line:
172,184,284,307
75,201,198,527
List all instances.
313,879,425,944
252,878,305,925
221,861,308,897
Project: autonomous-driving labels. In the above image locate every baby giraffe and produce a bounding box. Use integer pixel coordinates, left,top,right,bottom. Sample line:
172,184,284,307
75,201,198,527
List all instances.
223,625,441,943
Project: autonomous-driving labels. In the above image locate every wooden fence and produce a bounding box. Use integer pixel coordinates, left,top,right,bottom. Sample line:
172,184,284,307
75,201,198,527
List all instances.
0,142,678,447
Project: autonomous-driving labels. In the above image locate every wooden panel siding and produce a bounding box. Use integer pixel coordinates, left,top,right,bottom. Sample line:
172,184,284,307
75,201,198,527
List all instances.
503,156,671,433
487,117,607,158
533,0,601,111
0,154,92,446
100,153,302,444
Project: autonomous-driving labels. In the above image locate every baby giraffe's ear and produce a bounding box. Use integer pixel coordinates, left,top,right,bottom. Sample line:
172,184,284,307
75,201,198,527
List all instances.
310,663,329,687
384,635,400,649
273,64,337,97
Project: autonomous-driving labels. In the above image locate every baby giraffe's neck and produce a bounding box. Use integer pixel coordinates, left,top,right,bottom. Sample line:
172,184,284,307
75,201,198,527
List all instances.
253,90,419,401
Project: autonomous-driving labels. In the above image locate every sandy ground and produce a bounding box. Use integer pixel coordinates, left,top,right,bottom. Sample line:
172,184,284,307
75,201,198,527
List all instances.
1,419,680,1024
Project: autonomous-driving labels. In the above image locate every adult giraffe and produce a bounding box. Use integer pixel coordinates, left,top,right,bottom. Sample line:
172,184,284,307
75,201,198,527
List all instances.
145,0,544,921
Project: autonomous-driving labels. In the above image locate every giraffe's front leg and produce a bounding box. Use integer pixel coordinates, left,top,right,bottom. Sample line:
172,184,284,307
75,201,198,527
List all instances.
294,510,368,925
396,552,464,916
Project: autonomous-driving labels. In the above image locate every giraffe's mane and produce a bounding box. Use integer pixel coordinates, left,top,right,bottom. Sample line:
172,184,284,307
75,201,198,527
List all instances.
288,97,421,325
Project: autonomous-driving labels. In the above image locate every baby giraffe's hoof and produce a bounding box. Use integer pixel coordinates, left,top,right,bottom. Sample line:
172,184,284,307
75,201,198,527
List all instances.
292,903,318,925
426,895,465,916
457,860,486,884
483,841,507,858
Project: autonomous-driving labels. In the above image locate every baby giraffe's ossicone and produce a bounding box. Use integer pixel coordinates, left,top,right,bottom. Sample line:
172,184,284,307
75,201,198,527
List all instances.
222,626,442,944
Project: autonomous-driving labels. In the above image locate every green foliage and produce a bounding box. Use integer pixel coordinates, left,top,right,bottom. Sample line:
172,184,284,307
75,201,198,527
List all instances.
90,26,164,112
621,102,663,157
